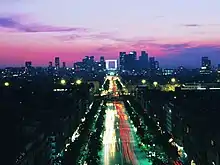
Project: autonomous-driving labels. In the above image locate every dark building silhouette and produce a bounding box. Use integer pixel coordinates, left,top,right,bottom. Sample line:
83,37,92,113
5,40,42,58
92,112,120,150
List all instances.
149,57,156,70
49,61,53,68
55,57,60,69
139,51,149,70
100,56,105,63
62,62,66,68
25,61,32,68
119,52,126,71
200,57,212,74
201,56,211,69
124,51,137,71
155,61,159,69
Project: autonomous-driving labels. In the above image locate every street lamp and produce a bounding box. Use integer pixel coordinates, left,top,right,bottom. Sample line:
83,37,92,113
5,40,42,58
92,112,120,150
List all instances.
153,81,158,87
76,79,82,85
171,78,176,83
60,79,66,85
4,82,10,87
141,79,146,84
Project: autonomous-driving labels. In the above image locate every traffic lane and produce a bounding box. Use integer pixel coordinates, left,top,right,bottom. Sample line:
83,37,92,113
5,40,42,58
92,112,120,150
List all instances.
115,109,136,165
115,102,138,165
115,102,152,165
102,103,121,165
103,101,147,165
110,102,135,165
120,123,137,164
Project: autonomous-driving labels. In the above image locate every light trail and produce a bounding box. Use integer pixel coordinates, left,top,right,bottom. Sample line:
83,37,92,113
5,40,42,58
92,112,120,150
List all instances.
100,76,152,165
114,101,138,165
103,108,117,165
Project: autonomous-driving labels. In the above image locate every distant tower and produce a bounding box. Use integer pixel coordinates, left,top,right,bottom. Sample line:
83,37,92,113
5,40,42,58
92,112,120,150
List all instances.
90,56,94,63
100,56,105,71
129,51,137,60
55,57,60,69
155,61,159,69
62,62,66,68
201,57,211,69
25,61,32,68
100,56,105,63
49,61,53,68
139,51,149,70
119,52,126,70
149,57,156,70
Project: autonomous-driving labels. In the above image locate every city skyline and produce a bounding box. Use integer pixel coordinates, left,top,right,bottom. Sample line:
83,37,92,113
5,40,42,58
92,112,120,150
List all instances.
1,0,220,67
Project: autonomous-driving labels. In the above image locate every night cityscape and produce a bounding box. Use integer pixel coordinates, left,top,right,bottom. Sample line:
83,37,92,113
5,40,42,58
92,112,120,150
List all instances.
1,1,220,165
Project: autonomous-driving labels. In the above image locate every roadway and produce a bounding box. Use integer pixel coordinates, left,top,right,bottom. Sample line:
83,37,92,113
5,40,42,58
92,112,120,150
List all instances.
100,101,152,165
100,76,152,165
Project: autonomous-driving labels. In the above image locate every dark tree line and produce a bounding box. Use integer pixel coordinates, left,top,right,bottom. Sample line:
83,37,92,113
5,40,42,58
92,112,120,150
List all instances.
115,79,123,90
86,106,106,165
123,97,180,164
63,100,102,165
103,79,110,90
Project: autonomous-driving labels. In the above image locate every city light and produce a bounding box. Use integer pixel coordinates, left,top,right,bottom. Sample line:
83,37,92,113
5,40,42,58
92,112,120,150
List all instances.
76,79,82,85
171,78,176,83
191,160,196,165
141,79,146,84
153,81,158,87
60,79,66,85
4,82,10,87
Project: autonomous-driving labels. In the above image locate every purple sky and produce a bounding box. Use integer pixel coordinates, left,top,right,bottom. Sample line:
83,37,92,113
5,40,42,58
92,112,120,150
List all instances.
0,0,220,67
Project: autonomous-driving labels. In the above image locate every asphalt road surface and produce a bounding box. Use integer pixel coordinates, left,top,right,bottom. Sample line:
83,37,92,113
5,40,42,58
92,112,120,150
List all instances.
100,101,152,165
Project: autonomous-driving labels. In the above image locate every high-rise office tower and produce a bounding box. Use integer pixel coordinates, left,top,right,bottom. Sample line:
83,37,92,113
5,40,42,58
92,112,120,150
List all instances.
90,56,94,63
124,51,137,71
129,51,137,60
25,61,32,68
119,52,126,70
100,56,105,63
200,57,211,75
149,57,156,70
62,62,66,68
49,61,53,68
201,57,211,69
83,56,89,63
139,51,149,70
99,56,105,71
155,61,159,69
55,57,60,69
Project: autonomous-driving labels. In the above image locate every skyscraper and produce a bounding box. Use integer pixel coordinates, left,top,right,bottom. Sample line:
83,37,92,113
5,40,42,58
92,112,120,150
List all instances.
62,62,66,68
155,61,159,69
139,51,148,70
99,56,105,71
100,56,105,63
89,56,94,63
55,57,60,69
200,57,212,74
25,61,32,68
149,57,156,70
119,52,126,70
129,51,137,60
201,57,211,69
49,61,53,68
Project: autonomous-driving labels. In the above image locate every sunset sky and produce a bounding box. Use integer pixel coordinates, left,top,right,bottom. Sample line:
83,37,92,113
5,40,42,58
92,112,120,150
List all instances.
0,0,220,67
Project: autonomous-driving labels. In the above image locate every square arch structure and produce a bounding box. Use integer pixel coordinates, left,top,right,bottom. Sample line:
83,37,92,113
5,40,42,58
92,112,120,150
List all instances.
105,59,118,70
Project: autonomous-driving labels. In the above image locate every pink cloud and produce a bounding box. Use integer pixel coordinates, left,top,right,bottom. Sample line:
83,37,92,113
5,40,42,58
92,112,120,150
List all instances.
0,15,89,33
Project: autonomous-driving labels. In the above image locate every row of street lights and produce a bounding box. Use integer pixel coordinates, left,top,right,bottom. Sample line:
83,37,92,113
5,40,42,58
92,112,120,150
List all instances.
141,78,177,86
60,79,82,85
2,79,83,87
